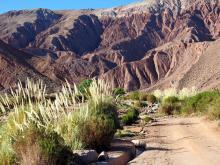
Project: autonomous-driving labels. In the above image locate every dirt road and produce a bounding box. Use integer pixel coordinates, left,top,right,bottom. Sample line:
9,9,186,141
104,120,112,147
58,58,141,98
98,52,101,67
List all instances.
129,117,220,165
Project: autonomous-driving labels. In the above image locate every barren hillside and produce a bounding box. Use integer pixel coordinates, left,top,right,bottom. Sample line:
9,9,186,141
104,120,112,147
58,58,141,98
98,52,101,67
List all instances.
0,0,220,91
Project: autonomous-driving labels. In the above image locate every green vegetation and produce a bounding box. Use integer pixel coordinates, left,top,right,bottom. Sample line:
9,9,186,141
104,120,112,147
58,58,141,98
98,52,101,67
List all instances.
159,96,181,115
0,79,119,164
78,79,93,94
126,91,140,100
157,90,220,120
113,87,126,97
180,91,220,116
143,116,154,123
114,130,135,138
121,108,139,125
140,93,157,103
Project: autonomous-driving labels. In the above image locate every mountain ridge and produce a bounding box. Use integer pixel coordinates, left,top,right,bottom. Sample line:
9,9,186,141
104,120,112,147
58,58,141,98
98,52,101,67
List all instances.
0,0,220,91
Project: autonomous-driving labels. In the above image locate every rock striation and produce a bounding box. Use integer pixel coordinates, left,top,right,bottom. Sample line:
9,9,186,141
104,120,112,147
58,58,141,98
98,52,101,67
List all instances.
0,0,220,91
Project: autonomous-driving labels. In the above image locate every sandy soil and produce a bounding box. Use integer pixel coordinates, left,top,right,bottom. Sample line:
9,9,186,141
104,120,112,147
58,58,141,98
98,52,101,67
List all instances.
129,117,220,165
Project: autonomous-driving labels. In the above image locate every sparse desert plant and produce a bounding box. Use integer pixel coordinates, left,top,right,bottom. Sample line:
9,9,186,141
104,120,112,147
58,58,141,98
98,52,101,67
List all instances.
56,79,119,151
78,79,93,95
139,93,148,101
180,91,220,115
114,130,135,138
153,87,197,101
13,126,71,165
143,116,154,123
121,108,139,125
147,94,157,104
159,96,181,115
0,78,119,164
113,87,126,97
126,91,140,100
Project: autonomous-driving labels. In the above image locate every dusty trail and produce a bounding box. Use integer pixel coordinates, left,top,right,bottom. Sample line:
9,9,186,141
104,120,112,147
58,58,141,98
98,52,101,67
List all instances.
129,117,220,165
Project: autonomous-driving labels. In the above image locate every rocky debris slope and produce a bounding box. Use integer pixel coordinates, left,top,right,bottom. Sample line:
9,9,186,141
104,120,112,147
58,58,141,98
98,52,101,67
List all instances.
0,0,220,91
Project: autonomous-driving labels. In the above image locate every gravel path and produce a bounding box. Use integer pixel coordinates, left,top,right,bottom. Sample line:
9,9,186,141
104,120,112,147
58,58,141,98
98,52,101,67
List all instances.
129,117,220,165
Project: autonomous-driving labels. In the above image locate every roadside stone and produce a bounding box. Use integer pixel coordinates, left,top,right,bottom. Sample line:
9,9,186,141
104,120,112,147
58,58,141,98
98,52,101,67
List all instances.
131,139,147,149
98,151,109,161
74,150,98,164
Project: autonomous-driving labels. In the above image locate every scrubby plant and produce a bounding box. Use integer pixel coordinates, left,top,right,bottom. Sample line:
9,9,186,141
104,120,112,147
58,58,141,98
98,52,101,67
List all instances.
113,88,126,97
143,116,154,123
0,78,119,164
147,94,157,104
153,87,197,101
78,79,93,94
139,93,148,101
114,130,135,138
121,108,139,125
159,96,181,115
133,101,146,108
126,91,140,100
13,127,71,165
180,91,220,115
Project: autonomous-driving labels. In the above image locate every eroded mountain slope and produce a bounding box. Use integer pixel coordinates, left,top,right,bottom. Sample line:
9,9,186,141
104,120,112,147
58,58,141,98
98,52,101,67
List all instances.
0,0,220,91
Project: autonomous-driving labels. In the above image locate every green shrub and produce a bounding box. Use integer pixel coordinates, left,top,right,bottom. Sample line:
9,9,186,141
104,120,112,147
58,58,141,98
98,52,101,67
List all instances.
13,127,70,165
121,108,139,125
114,130,135,138
180,91,220,115
147,94,157,104
143,116,154,123
113,88,126,96
139,93,148,101
59,100,119,151
207,98,220,120
139,93,157,103
127,91,140,100
133,101,146,108
159,96,181,115
78,79,93,94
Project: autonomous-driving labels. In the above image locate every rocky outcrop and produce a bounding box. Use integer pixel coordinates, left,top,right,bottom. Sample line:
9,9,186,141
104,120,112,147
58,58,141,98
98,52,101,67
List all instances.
0,0,220,91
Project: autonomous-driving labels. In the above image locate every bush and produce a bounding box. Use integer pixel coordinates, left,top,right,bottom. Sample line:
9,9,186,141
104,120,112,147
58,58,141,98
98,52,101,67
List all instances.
133,101,146,108
180,91,220,115
0,79,119,164
114,130,135,138
207,98,220,120
113,88,126,96
59,100,119,151
159,96,181,115
139,93,148,101
147,94,157,104
121,108,139,125
143,116,154,123
78,79,93,94
127,91,140,100
13,127,71,165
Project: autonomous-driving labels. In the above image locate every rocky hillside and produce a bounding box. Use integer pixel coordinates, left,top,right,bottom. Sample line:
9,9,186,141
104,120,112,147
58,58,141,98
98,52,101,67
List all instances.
0,0,220,91
0,40,56,89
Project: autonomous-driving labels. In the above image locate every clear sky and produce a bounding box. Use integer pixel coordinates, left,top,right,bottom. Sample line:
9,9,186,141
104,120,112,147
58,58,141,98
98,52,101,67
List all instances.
0,0,139,14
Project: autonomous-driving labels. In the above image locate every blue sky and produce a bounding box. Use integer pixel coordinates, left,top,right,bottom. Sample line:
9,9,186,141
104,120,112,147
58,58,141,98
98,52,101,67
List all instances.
0,0,139,13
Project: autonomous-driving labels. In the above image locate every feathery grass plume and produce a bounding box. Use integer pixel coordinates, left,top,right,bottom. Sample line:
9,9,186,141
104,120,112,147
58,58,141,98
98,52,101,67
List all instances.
154,87,197,101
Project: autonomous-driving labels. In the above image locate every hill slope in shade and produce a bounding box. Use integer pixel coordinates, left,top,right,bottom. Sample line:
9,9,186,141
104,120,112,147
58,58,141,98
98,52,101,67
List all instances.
0,39,56,89
0,0,220,91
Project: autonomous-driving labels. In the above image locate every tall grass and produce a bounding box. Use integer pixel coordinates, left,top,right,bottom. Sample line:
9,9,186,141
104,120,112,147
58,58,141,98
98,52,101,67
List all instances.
153,87,197,101
0,78,119,164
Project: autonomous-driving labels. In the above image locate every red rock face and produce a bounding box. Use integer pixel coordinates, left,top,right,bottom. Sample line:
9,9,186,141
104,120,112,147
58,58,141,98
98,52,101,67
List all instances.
0,0,220,91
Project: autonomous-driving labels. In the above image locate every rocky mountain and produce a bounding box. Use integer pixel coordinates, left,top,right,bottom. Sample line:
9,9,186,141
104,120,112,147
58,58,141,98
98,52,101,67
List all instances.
0,0,220,91
0,39,56,89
